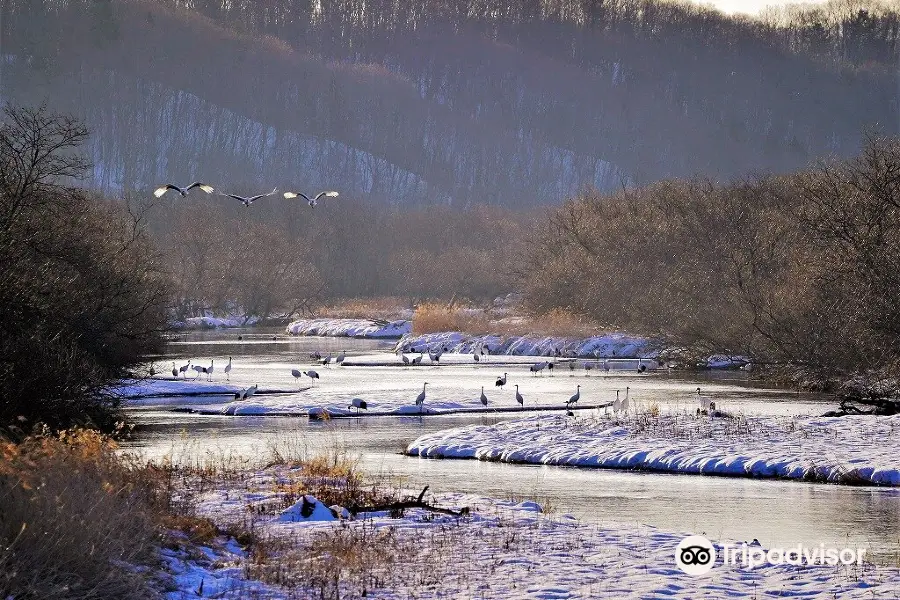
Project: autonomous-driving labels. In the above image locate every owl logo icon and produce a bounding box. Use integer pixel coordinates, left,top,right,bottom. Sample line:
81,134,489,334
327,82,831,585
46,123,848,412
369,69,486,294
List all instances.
676,535,716,575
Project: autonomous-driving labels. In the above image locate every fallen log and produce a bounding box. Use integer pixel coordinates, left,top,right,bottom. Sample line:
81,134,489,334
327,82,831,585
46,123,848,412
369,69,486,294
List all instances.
348,486,469,517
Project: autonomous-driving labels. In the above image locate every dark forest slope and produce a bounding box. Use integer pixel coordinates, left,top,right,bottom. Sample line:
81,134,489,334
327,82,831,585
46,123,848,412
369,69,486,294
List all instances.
2,0,897,206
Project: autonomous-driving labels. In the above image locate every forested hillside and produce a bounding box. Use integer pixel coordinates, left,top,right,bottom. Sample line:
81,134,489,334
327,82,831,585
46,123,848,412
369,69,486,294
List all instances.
2,0,898,208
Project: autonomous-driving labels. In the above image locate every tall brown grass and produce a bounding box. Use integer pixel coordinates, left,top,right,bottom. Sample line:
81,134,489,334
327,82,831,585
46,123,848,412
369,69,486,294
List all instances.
414,303,605,339
317,297,409,320
412,303,491,334
0,429,165,599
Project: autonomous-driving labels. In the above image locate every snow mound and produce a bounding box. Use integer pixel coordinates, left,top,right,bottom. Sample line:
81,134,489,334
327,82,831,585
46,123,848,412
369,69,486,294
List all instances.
397,331,657,358
707,354,751,369
173,315,260,329
286,318,411,338
408,413,900,486
112,378,242,401
277,495,336,522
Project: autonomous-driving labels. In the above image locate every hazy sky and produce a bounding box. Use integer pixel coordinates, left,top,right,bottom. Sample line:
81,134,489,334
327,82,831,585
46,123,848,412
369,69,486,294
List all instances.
694,0,829,15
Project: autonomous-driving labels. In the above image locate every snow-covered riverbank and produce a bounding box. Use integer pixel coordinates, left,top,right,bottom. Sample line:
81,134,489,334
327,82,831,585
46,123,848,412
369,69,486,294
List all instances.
407,413,900,485
161,466,900,599
397,330,658,359
173,315,261,329
286,318,411,338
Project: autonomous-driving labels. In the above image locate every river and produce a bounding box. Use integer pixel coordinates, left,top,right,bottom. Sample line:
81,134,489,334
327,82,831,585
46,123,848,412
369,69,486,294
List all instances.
125,328,900,564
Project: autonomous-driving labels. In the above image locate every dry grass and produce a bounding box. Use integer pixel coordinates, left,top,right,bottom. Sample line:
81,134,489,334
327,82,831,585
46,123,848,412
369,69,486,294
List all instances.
273,449,395,510
413,303,607,339
245,520,416,599
514,308,600,338
316,297,409,320
0,429,166,599
412,303,491,334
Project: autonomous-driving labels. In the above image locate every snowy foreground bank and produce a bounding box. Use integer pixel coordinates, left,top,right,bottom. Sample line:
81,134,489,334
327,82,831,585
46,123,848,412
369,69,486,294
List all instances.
286,318,411,338
408,413,900,485
161,468,900,599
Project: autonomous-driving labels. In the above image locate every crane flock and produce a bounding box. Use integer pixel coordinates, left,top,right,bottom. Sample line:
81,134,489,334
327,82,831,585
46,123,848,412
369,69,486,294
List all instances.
160,345,718,421
153,181,339,209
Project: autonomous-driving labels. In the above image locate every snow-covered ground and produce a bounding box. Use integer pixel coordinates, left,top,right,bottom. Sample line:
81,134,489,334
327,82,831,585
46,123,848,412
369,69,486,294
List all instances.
173,315,260,329
408,412,900,485
286,318,411,338
161,468,900,599
397,330,657,359
111,378,244,400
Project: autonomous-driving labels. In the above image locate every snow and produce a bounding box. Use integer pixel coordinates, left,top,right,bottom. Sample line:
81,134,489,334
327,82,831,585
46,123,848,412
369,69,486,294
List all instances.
110,378,243,400
397,331,658,359
277,495,337,522
164,467,900,599
286,318,411,338
160,537,283,599
173,315,260,329
407,413,900,486
707,354,751,369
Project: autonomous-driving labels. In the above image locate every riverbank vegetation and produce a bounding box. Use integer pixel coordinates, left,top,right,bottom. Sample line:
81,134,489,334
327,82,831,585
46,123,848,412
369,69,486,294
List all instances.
0,425,407,599
0,105,168,433
524,135,900,398
0,429,164,598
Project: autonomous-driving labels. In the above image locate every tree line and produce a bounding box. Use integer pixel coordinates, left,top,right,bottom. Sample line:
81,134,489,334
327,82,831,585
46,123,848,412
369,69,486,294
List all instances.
0,105,168,433
0,0,896,209
524,134,900,383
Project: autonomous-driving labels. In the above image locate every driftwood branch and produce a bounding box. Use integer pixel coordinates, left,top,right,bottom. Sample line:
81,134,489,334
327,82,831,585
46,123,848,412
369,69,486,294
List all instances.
348,486,469,517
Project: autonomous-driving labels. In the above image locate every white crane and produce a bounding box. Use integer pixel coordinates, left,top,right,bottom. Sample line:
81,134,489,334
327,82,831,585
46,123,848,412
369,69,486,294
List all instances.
697,387,714,413
515,384,524,408
235,383,257,401
224,357,232,380
178,360,192,378
415,382,428,412
153,182,214,198
566,385,581,408
495,372,508,389
480,386,489,407
283,190,339,208
221,188,278,207
304,370,320,384
348,398,367,413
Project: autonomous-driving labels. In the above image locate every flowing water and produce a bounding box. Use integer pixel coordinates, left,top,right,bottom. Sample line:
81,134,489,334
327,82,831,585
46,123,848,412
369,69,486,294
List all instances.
125,328,900,564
